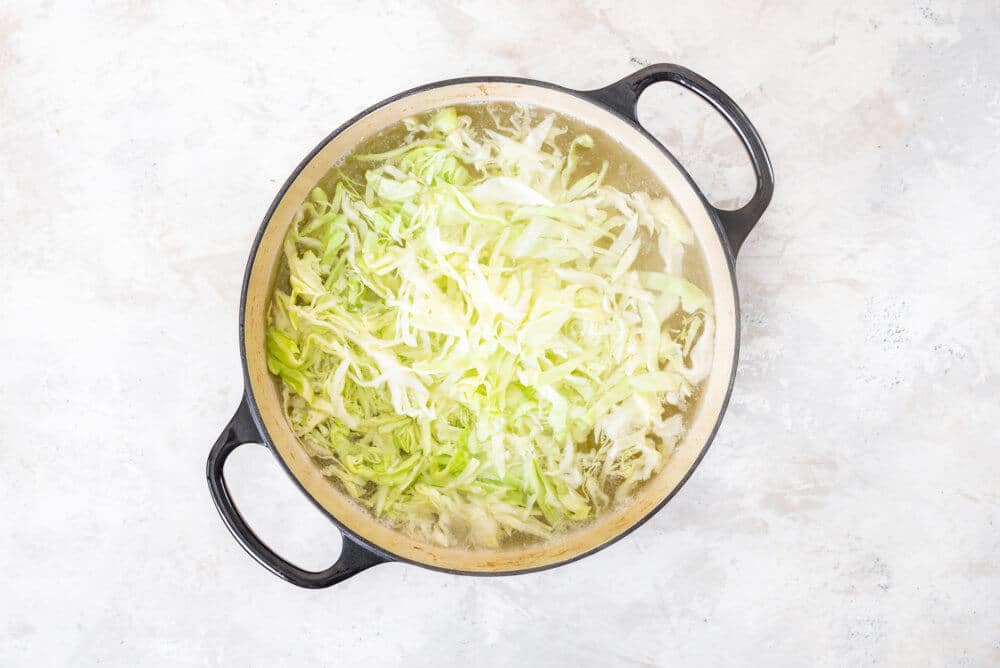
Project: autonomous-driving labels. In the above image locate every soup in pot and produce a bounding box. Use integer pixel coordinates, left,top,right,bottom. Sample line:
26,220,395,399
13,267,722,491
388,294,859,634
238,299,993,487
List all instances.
265,103,714,549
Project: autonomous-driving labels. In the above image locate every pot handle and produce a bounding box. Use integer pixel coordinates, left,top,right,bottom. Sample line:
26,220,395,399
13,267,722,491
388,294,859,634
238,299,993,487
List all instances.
586,64,774,255
206,396,388,588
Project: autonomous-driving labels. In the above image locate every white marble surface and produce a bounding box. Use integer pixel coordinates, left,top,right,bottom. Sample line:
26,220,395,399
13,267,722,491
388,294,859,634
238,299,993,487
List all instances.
2,1,998,665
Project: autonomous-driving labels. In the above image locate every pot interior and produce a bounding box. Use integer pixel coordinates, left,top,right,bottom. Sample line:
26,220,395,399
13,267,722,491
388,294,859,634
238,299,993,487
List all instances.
242,80,738,572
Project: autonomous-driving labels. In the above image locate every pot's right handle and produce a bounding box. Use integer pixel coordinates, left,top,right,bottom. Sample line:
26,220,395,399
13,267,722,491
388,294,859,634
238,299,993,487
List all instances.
586,64,774,255
207,396,388,588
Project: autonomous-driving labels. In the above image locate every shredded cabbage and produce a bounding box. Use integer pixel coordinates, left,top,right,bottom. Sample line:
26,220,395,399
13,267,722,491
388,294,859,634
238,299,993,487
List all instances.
267,106,713,548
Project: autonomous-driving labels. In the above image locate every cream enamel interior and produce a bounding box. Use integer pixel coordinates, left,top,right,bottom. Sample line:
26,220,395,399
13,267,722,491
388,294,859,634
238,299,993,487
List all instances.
242,82,738,572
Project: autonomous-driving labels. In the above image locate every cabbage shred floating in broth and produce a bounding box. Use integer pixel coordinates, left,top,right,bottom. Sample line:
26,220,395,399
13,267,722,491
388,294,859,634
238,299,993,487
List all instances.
266,105,713,548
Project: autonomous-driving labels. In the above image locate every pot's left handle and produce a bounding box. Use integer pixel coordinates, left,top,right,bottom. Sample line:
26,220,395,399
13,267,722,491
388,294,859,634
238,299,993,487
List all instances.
207,396,388,588
585,63,774,255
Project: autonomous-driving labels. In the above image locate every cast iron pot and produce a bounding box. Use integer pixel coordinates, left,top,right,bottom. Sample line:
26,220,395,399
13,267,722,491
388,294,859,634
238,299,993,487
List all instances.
207,64,774,588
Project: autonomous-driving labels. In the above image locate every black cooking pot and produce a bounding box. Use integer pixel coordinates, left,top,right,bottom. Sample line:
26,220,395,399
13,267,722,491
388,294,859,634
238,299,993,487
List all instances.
208,63,773,587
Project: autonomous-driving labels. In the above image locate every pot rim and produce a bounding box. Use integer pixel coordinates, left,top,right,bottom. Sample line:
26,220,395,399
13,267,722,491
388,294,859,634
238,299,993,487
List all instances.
234,72,748,577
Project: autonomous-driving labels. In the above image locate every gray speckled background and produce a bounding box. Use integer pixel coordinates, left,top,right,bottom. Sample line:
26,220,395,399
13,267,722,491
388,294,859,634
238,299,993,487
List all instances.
2,1,998,665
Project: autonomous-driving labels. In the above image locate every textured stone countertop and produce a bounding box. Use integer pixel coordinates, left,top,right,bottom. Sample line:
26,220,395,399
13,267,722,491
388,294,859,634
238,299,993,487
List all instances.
2,1,998,665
